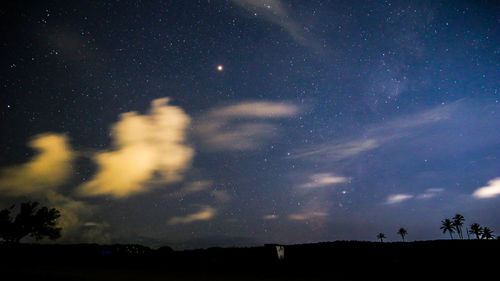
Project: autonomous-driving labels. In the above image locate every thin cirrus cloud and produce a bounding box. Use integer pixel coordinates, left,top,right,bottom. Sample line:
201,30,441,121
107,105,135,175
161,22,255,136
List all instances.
263,214,279,220
196,101,299,151
385,194,414,204
298,173,348,189
78,98,194,198
387,189,444,204
472,178,500,199
168,205,217,225
288,211,327,221
292,102,460,162
166,181,212,198
230,0,322,50
0,133,74,195
416,188,444,199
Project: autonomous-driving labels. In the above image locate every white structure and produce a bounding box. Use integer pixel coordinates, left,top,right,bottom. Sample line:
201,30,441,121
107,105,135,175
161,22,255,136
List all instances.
275,245,285,260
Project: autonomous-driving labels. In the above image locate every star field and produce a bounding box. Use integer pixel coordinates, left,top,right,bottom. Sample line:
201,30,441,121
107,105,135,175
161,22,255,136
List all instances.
0,0,498,248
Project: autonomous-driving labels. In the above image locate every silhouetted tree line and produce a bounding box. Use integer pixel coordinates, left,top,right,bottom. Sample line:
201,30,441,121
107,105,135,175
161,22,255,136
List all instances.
377,214,496,242
441,214,495,240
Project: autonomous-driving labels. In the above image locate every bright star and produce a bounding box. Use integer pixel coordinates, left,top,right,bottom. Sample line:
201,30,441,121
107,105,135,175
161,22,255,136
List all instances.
217,65,223,71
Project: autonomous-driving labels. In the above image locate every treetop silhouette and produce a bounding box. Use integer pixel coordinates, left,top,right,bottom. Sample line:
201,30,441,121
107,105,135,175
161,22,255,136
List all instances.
397,228,407,242
440,219,455,239
376,233,386,242
0,201,61,243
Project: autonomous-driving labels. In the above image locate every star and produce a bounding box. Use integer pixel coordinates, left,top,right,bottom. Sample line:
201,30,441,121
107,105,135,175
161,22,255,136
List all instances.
217,65,223,71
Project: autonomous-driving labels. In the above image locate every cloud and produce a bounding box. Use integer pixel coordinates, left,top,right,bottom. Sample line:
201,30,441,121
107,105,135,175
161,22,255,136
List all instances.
416,188,444,199
212,102,299,118
298,173,348,188
166,181,212,198
231,0,321,50
168,205,216,225
292,138,380,161
263,214,279,220
292,102,461,162
45,191,90,229
197,101,298,151
0,134,74,195
79,98,194,198
385,194,413,204
211,190,232,203
472,178,500,199
288,211,327,221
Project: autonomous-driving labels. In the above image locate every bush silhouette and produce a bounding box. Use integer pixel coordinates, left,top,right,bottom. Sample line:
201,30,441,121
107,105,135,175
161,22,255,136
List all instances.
0,201,61,243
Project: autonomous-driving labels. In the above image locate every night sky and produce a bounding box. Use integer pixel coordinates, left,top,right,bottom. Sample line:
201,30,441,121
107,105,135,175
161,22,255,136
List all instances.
0,1,498,249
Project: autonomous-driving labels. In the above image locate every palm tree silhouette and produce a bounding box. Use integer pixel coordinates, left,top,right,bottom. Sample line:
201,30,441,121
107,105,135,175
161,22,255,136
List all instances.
440,219,455,239
469,223,483,239
397,228,408,242
452,214,465,239
377,233,386,242
481,227,494,239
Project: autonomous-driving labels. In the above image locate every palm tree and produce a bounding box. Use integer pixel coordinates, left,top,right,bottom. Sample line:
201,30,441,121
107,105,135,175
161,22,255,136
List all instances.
469,223,483,239
440,219,455,239
481,227,494,240
397,228,408,242
452,214,465,239
377,233,386,242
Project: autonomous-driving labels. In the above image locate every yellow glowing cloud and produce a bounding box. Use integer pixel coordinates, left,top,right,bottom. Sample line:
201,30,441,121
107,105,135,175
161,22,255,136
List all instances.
79,98,194,198
44,190,91,233
0,134,74,195
168,205,216,225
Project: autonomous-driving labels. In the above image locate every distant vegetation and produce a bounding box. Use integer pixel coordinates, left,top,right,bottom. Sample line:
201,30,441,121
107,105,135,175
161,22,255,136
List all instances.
440,214,495,240
376,214,496,242
0,201,61,243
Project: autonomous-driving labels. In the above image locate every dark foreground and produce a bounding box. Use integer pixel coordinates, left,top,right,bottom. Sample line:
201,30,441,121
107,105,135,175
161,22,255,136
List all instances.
0,240,498,280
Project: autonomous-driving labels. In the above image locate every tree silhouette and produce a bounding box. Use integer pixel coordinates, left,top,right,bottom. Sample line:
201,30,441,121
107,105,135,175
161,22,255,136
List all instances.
452,214,465,239
440,219,455,239
397,228,408,242
377,233,386,242
481,227,494,240
0,201,61,243
469,223,483,239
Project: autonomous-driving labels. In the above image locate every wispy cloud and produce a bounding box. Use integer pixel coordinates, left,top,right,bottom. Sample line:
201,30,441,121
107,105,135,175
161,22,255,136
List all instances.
197,101,298,151
79,98,194,198
292,102,460,163
0,133,74,195
166,181,212,198
230,0,322,50
263,214,279,220
288,211,327,221
298,173,348,189
292,138,379,161
416,188,444,199
168,205,217,225
385,194,413,204
472,178,500,199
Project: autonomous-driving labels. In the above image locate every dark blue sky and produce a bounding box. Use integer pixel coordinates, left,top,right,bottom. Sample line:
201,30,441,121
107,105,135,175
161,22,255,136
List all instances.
0,0,498,248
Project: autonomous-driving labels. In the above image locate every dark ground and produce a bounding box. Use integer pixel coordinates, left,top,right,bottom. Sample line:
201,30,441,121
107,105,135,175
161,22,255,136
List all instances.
0,240,498,280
